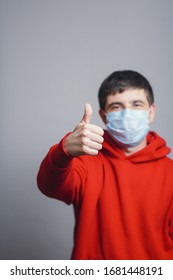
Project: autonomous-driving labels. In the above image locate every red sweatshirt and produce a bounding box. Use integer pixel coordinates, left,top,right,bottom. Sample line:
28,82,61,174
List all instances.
37,131,173,259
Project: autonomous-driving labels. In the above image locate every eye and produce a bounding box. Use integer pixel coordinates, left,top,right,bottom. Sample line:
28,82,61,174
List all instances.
134,103,141,107
109,103,122,111
112,105,120,110
133,101,144,109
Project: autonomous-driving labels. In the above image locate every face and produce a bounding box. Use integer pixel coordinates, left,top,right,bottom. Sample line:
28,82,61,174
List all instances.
99,88,156,124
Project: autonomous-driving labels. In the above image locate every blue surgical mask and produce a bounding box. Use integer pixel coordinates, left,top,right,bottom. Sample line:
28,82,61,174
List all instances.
106,109,150,147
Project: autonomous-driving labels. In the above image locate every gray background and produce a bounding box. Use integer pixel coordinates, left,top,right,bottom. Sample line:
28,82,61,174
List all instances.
0,0,173,260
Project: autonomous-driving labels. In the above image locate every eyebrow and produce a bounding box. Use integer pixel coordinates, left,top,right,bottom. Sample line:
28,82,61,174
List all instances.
132,99,146,105
132,100,146,105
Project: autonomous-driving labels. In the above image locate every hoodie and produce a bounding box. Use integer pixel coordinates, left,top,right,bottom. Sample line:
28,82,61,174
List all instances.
37,131,173,259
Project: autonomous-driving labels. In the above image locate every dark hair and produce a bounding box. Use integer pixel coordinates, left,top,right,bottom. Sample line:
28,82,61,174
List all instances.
98,70,154,110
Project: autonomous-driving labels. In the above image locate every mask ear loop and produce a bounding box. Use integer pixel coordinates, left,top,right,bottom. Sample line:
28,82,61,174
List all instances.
147,107,153,126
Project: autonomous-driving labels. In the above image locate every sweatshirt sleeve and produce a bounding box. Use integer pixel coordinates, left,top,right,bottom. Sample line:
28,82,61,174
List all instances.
168,201,173,241
37,134,86,205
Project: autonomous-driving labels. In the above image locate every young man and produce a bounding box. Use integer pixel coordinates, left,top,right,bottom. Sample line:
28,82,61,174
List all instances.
37,70,173,259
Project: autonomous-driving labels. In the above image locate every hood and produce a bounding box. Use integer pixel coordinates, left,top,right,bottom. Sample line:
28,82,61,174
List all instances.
102,130,171,163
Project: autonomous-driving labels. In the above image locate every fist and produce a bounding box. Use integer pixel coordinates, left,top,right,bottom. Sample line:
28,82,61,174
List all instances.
64,104,104,156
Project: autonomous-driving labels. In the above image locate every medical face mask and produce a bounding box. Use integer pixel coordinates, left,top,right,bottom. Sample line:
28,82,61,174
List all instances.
106,109,150,147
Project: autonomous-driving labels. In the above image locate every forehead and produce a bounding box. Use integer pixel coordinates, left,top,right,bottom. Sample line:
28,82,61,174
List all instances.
106,88,149,105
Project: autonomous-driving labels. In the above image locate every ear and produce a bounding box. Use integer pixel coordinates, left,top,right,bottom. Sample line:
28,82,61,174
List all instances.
149,104,156,124
99,109,107,125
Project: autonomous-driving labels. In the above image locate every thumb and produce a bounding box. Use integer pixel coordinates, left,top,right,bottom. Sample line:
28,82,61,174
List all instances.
81,103,93,124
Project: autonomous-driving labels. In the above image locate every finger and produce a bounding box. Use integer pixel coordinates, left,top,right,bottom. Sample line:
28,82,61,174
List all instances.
81,103,93,124
88,132,104,144
82,136,103,150
82,145,100,156
88,141,103,151
83,123,104,136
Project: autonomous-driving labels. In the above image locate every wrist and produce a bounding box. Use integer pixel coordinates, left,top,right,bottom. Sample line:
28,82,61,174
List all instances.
51,133,73,167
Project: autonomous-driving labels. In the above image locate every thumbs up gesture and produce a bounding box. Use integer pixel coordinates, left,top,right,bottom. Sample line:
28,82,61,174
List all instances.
64,104,104,156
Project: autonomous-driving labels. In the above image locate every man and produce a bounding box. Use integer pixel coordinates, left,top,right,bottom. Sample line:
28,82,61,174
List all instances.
37,70,173,259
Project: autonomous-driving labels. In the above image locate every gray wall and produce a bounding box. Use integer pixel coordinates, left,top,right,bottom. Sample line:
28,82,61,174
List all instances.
1,0,173,260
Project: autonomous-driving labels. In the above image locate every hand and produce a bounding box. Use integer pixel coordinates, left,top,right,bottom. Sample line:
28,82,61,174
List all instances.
64,103,104,156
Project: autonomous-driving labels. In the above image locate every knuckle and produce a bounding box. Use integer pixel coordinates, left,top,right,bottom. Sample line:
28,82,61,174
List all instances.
93,150,98,155
80,124,89,136
98,143,102,150
96,143,102,151
81,136,89,145
81,144,88,154
97,136,103,144
82,128,88,137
